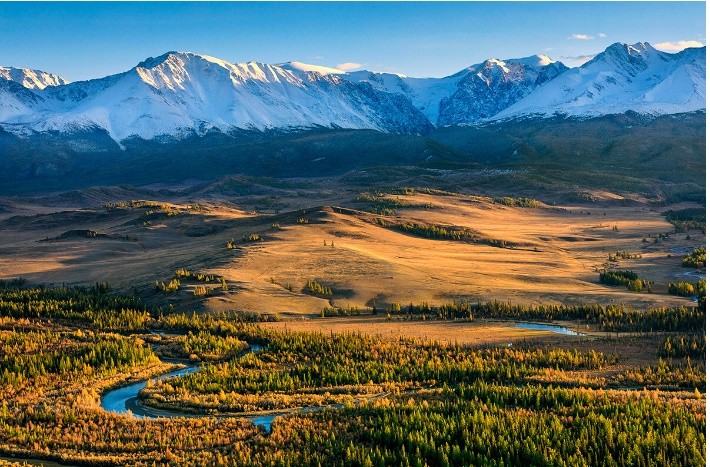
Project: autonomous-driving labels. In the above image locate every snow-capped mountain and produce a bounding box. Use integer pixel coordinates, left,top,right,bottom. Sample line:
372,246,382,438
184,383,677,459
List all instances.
341,70,454,123
0,67,70,121
496,42,706,119
0,43,704,144
436,55,569,125
0,52,432,142
339,55,567,125
0,66,69,90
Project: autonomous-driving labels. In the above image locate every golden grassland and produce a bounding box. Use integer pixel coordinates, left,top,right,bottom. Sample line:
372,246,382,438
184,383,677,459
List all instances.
0,191,702,322
263,317,550,345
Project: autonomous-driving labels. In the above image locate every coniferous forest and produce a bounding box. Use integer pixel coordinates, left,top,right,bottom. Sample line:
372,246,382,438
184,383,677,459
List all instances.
0,283,704,466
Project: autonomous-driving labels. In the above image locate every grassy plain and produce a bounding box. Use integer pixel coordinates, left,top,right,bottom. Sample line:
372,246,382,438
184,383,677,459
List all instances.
0,182,702,322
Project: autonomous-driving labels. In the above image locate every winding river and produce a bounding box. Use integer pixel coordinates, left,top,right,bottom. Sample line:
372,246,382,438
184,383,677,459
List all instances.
102,323,586,431
101,343,289,432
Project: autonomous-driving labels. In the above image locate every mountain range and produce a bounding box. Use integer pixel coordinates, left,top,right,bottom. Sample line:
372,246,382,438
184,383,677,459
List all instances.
0,42,705,144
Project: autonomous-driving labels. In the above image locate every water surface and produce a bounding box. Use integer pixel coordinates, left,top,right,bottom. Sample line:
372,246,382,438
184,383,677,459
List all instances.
100,343,307,432
514,323,585,336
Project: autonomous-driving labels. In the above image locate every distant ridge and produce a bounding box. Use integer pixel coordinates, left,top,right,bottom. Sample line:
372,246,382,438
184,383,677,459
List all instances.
0,42,704,143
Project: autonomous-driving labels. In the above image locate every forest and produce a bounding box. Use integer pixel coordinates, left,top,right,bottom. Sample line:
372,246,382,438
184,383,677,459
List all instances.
0,283,704,466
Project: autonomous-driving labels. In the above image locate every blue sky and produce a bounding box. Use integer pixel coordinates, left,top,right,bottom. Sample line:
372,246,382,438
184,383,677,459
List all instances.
0,2,705,81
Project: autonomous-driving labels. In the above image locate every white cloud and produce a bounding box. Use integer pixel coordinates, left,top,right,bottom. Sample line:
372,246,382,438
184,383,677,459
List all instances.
653,40,705,52
335,62,363,71
598,33,607,38
569,34,594,40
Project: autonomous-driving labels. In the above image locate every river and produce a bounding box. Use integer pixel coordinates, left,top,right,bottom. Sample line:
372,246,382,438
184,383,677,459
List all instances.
514,322,585,336
100,343,324,433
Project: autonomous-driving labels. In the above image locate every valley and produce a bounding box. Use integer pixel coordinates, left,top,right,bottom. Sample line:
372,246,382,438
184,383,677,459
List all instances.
0,8,705,464
0,147,704,467
0,283,703,466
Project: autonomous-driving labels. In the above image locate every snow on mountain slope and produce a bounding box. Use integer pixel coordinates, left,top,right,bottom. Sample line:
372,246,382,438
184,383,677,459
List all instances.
0,80,38,121
495,43,706,119
342,71,459,123
1,52,432,141
277,61,346,76
0,43,704,143
0,66,68,122
342,55,567,125
0,66,69,90
640,47,706,112
436,55,568,125
340,46,702,124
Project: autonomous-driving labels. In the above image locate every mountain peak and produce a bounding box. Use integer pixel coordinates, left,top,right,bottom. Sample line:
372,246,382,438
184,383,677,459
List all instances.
509,54,558,67
584,42,664,72
136,51,238,70
627,42,659,58
496,40,704,120
136,51,180,69
482,58,510,72
0,66,69,90
472,54,563,74
602,41,658,58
